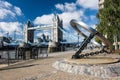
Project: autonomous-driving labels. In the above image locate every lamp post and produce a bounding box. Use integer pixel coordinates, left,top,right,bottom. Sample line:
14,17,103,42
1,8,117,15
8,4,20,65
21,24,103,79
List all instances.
78,33,79,43
6,32,10,65
6,32,9,38
14,30,16,41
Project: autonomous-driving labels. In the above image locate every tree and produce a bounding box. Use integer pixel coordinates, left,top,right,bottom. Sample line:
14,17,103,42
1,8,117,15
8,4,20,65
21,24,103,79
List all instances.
97,0,120,49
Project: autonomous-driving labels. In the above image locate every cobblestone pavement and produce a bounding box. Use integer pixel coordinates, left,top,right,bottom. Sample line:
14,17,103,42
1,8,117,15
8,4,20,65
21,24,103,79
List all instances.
0,50,120,80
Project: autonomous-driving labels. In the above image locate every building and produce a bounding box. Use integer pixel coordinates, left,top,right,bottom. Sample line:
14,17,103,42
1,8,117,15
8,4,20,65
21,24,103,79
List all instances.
52,15,63,42
24,20,34,43
98,0,104,9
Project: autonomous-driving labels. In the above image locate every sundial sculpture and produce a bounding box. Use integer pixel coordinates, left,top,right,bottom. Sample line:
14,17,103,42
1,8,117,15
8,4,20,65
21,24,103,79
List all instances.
70,19,113,59
53,19,120,78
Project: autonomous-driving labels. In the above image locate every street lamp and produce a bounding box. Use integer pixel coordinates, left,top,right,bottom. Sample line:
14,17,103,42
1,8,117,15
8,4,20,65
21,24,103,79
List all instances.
6,32,9,38
6,32,10,65
78,33,79,43
14,30,16,41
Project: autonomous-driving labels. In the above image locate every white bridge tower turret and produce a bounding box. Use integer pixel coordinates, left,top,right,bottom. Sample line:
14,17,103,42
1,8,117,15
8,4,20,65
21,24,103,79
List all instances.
52,15,63,43
24,20,34,43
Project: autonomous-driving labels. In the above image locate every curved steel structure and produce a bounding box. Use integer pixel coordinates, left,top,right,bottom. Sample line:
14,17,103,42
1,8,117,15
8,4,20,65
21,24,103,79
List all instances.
70,19,113,59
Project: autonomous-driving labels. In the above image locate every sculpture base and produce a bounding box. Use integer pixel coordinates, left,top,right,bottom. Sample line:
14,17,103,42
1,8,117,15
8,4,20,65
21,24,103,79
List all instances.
48,42,58,53
66,56,119,65
53,56,120,78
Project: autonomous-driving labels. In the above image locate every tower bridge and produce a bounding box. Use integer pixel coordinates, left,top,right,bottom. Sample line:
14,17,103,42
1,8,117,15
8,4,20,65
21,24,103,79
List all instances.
24,15,63,44
24,15,64,52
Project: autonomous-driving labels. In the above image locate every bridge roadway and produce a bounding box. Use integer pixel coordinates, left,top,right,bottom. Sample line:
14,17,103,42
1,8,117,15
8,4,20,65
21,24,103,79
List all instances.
27,24,53,30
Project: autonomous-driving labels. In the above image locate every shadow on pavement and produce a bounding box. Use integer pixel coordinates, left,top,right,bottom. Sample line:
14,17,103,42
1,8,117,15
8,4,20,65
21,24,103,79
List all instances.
0,64,39,71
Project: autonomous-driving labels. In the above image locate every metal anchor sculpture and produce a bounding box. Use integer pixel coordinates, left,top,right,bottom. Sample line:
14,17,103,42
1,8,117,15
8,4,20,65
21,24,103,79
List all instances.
70,19,113,59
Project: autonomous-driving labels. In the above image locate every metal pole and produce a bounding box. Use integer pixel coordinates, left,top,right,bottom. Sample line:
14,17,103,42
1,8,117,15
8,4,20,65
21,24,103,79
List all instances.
78,33,79,43
7,32,10,65
14,30,16,41
7,46,10,65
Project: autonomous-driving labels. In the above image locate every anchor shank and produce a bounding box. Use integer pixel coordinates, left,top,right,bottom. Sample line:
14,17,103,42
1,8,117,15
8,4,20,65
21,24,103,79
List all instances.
72,33,95,59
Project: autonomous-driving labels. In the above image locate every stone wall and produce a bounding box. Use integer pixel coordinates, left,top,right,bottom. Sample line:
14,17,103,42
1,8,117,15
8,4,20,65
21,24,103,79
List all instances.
53,59,120,78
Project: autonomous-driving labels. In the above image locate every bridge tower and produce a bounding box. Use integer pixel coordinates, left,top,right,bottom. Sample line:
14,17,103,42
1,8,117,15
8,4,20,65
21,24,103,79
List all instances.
48,15,63,52
52,15,63,42
24,20,34,43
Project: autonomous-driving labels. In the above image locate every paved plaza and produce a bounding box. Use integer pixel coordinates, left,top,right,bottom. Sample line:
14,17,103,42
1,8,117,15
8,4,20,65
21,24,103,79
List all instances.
0,50,120,80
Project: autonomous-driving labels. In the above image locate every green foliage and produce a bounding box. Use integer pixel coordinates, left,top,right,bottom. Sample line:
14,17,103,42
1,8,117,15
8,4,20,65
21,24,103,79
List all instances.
97,0,120,43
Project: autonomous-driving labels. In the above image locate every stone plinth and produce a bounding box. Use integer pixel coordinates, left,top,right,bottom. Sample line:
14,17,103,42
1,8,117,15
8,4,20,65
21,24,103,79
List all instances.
53,56,120,78
48,41,58,53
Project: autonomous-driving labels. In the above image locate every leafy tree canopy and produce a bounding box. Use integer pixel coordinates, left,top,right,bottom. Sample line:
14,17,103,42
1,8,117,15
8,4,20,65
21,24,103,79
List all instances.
97,0,120,43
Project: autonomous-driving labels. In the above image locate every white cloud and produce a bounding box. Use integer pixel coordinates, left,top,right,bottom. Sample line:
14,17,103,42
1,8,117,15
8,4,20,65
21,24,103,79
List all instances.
55,2,76,12
14,6,22,16
55,4,64,11
0,0,12,8
55,0,98,11
90,15,96,21
0,22,22,34
59,10,84,29
36,33,42,37
34,14,54,25
0,0,22,19
64,2,76,12
54,0,98,30
76,0,98,10
0,0,23,38
0,8,15,19
34,10,85,30
90,15,96,20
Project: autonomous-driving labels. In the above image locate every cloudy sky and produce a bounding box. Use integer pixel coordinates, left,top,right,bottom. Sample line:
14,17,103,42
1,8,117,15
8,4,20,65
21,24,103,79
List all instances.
0,0,98,42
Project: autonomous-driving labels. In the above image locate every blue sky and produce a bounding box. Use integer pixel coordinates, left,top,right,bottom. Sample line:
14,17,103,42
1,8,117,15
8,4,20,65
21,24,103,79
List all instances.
0,0,98,42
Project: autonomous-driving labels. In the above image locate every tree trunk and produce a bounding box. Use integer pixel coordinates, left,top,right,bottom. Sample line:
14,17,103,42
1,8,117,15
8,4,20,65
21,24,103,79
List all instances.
114,35,118,50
